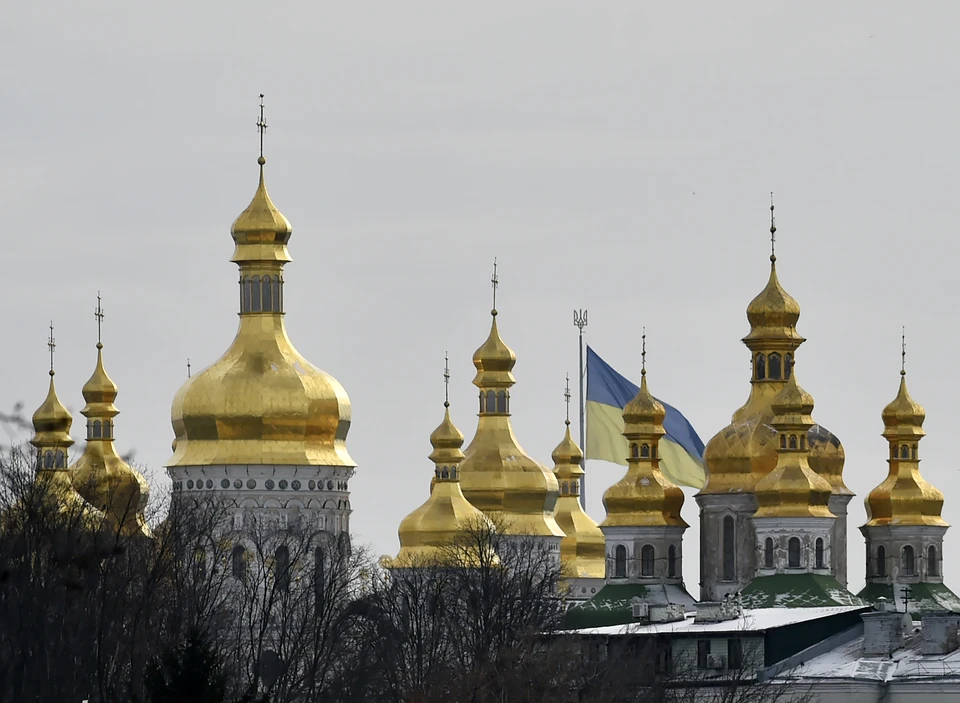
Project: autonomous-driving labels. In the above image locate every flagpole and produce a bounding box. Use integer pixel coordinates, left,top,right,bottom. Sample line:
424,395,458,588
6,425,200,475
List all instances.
574,309,588,510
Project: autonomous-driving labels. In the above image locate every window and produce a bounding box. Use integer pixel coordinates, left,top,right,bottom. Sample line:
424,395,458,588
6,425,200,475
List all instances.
103,420,112,439
764,538,774,568
929,546,939,577
877,545,886,576
912,445,918,460
640,444,650,458
668,545,678,578
441,467,449,479
656,641,673,675
54,450,65,468
242,277,252,312
485,390,496,414
780,435,786,449
232,545,246,581
697,640,711,669
561,482,568,495
815,538,824,569
262,275,273,311
614,545,627,578
641,545,655,577
496,391,507,413
728,639,744,669
651,444,657,459
784,353,793,379
768,353,782,380
43,451,54,469
92,420,102,439
722,516,736,581
251,277,262,312
788,538,801,568
756,353,766,380
902,545,915,576
275,546,291,592
901,444,910,459
631,444,639,458
789,434,798,449
273,278,281,312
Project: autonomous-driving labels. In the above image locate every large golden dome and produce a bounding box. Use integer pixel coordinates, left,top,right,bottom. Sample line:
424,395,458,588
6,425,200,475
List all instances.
168,157,354,468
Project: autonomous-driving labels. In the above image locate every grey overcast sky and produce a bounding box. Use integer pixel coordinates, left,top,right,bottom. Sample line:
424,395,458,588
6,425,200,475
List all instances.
4,1,959,593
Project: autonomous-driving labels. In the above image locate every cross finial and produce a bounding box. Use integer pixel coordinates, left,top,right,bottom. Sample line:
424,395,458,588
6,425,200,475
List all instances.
94,292,105,347
901,326,906,376
490,258,499,314
769,192,777,263
564,373,572,425
187,358,192,378
257,93,268,164
641,327,647,376
443,351,450,407
47,322,56,376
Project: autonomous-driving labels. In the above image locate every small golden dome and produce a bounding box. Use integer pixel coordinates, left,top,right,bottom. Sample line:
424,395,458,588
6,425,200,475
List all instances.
392,402,495,568
230,159,293,265
472,312,517,388
552,421,605,579
602,369,687,528
31,372,73,447
865,372,946,528
82,344,119,409
744,258,802,337
754,370,834,518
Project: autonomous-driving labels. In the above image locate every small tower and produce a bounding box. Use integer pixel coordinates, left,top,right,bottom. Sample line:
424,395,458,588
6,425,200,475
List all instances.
389,356,494,567
859,342,959,614
458,262,565,549
71,298,151,538
552,375,605,599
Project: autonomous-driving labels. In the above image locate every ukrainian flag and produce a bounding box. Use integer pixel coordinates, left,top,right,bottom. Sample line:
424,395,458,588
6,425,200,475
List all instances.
585,346,706,489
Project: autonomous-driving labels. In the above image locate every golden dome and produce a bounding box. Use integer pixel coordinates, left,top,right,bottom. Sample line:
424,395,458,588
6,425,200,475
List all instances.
31,372,73,449
743,256,803,347
754,369,834,518
71,342,150,538
808,424,851,495
459,309,564,538
552,419,605,578
391,401,495,568
865,372,946,527
168,157,354,469
602,370,687,528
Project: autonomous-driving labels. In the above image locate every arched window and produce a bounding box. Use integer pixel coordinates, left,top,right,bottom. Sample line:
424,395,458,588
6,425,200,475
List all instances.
722,516,736,581
800,435,806,450
92,420,102,439
651,444,657,459
780,435,786,449
262,275,273,311
232,545,246,581
496,391,507,413
451,467,458,480
631,444,639,458
640,444,650,458
815,538,824,569
561,482,569,495
911,445,918,460
243,277,253,312
877,545,887,576
614,545,627,578
273,278,282,312
641,545,655,577
275,546,291,592
768,353,782,380
789,435,798,449
902,545,915,576
440,467,448,479
251,276,262,312
788,538,801,568
43,451,54,469
485,390,496,413
901,444,910,459
54,450,65,468
668,545,678,578
764,538,774,568
756,353,766,380
929,546,939,577
103,420,112,439
784,353,793,379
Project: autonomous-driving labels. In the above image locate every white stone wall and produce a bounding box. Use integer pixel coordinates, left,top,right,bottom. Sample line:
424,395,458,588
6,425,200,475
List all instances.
753,515,835,577
861,524,947,585
601,525,686,584
697,493,757,601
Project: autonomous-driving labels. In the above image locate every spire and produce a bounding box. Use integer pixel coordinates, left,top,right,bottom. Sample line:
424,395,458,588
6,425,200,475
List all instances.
753,364,834,518
472,260,517,393
770,192,777,263
31,323,74,463
602,337,686,528
864,336,946,527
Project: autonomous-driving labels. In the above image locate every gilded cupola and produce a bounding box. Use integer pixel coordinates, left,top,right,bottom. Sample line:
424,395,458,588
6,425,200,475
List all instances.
865,359,946,528
168,109,353,470
602,344,687,528
70,304,151,537
753,366,834,518
391,360,495,567
552,377,605,578
458,265,565,539
701,201,848,497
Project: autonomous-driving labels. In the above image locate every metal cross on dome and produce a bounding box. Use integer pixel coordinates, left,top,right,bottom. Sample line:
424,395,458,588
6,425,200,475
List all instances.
48,322,56,373
257,93,267,158
94,293,105,344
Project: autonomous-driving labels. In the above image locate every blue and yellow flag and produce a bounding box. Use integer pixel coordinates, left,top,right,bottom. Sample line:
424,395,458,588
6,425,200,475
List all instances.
585,346,706,489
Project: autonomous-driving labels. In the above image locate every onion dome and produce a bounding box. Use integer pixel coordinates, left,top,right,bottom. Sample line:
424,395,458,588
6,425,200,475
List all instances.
865,370,946,527
602,366,687,528
742,256,804,350
552,408,605,579
754,368,834,518
458,280,564,538
71,341,151,537
391,395,495,568
31,372,73,453
168,155,354,469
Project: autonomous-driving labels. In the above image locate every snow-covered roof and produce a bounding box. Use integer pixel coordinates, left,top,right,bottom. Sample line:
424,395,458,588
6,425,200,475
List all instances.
568,605,868,636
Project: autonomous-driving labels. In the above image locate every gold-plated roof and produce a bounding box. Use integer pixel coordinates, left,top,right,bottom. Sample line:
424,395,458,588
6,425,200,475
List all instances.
71,343,150,537
602,369,687,528
168,157,354,468
742,256,805,351
864,371,947,527
552,420,605,579
31,372,73,448
391,402,495,568
753,369,834,518
459,310,565,538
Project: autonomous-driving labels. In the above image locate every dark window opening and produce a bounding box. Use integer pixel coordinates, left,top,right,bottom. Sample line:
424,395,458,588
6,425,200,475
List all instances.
788,537,801,568
901,444,910,459
877,546,887,576
251,277,262,312
640,444,650,458
496,391,507,413
614,545,627,578
756,353,766,380
784,353,793,379
789,434,798,449
902,545,915,576
764,538,774,568
232,545,246,581
485,390,496,413
641,545,655,577
722,516,736,580
697,640,711,669
262,275,273,311
728,639,744,669
668,545,678,578
275,546,291,592
768,353,782,380
929,546,939,577
815,538,824,569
